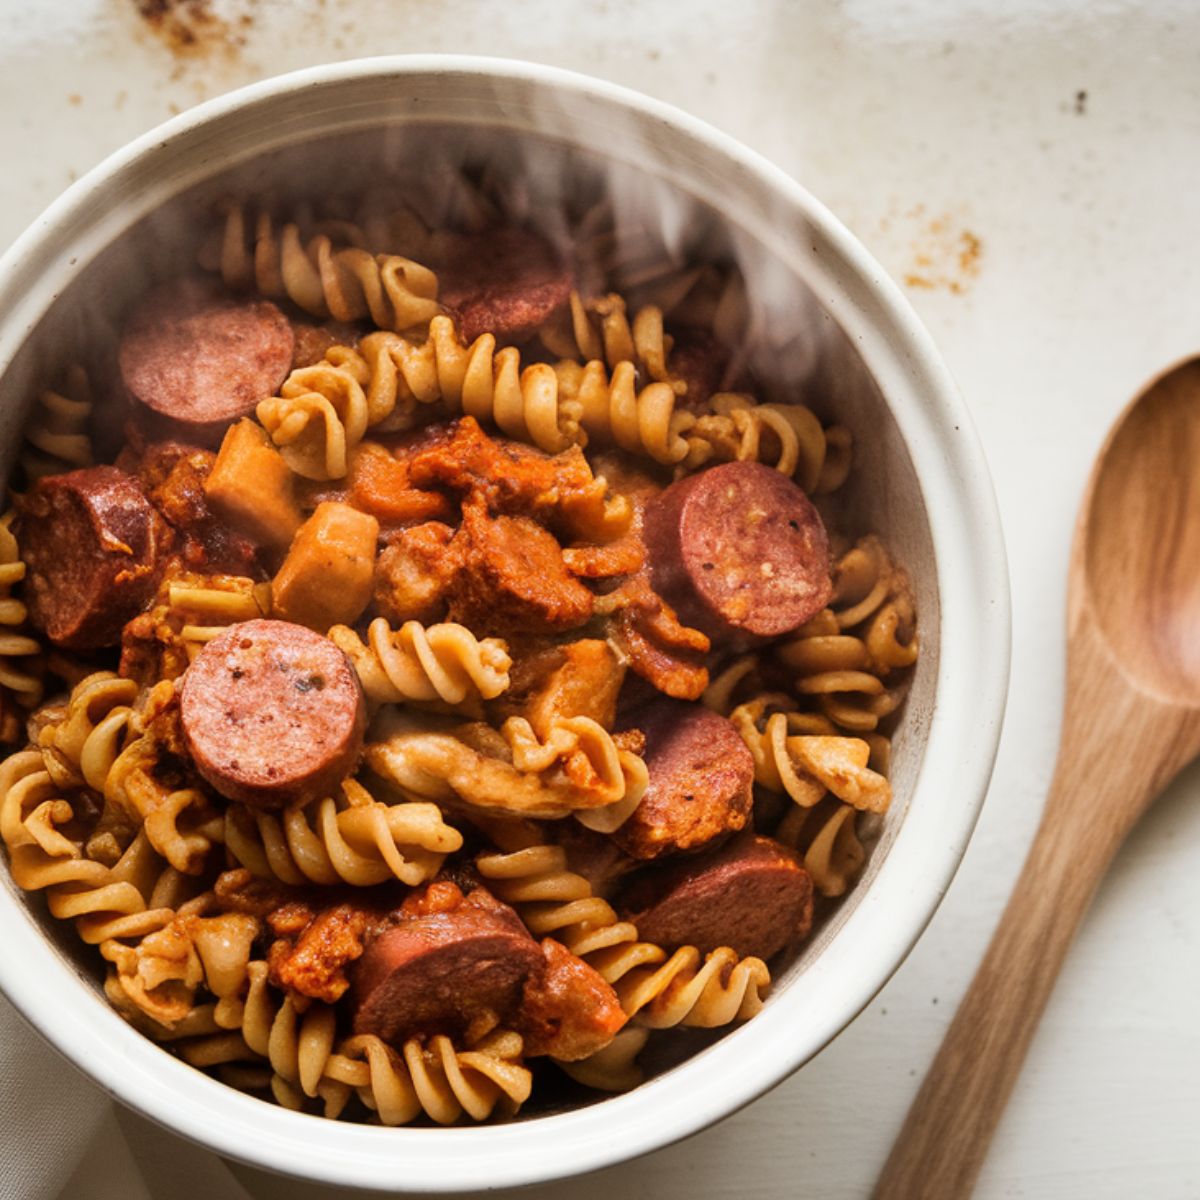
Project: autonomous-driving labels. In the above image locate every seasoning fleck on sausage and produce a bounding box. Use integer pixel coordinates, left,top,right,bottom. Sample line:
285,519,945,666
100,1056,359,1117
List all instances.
179,618,366,808
612,699,754,861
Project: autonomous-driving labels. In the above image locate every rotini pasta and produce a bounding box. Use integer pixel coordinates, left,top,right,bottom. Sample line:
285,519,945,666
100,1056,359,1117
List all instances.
353,319,584,454
778,537,918,733
257,348,371,481
368,708,648,820
167,960,531,1125
553,357,696,466
684,392,852,491
0,750,207,947
224,777,462,888
538,291,678,388
558,1026,650,1093
19,364,94,483
0,512,43,740
728,700,892,815
328,617,512,710
36,671,139,792
774,796,866,899
211,203,440,333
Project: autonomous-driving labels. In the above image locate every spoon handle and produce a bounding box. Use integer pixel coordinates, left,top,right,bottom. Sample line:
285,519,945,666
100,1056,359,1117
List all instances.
870,761,1133,1200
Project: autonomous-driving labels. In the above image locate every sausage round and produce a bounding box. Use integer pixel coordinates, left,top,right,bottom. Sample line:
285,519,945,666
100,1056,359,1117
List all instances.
619,833,814,961
611,699,754,861
641,460,832,646
119,278,294,446
436,227,572,344
351,886,544,1044
179,618,366,809
17,465,167,650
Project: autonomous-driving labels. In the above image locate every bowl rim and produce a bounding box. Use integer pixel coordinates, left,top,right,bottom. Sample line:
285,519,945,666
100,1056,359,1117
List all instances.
0,54,1011,1193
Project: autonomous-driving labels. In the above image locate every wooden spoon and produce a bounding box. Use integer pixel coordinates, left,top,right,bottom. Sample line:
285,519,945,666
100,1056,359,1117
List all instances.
873,357,1200,1200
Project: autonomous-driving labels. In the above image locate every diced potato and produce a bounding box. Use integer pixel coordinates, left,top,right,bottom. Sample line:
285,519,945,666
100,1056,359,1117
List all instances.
272,501,379,631
205,419,303,548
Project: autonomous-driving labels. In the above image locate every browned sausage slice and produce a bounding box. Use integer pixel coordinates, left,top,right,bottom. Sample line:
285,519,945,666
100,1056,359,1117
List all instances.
619,833,814,961
119,278,294,446
612,699,754,861
351,884,544,1044
641,461,832,646
17,465,167,650
179,618,365,808
436,228,572,344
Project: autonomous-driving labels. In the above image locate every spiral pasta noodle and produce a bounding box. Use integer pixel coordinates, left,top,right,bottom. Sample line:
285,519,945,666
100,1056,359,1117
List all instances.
224,777,463,888
614,944,770,1030
553,357,694,465
684,393,852,492
558,1026,650,1093
168,960,532,1125
773,796,866,900
101,903,258,1028
20,364,94,483
212,204,440,333
354,320,584,454
476,843,645,966
36,671,140,792
0,512,43,740
257,348,371,481
100,715,224,876
538,292,678,389
778,537,918,733
328,617,512,710
368,709,648,820
0,750,209,950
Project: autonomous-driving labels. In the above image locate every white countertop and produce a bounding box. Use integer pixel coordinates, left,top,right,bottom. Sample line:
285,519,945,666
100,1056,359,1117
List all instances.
3,3,1199,1198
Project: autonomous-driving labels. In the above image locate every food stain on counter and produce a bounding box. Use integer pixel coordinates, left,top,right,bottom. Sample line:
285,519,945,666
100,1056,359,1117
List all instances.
901,209,982,295
132,0,254,60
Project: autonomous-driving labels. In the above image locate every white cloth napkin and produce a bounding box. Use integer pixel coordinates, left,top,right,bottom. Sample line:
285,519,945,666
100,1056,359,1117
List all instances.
0,992,254,1200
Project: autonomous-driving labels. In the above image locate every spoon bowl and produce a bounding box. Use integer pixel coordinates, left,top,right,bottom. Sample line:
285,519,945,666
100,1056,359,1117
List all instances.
875,355,1200,1200
1085,357,1200,704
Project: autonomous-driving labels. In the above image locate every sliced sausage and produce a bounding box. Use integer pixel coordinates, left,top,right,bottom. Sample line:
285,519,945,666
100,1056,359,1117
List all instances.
642,461,832,647
351,883,543,1044
611,699,753,861
517,937,627,1061
119,278,294,447
179,618,366,808
435,227,573,344
17,465,168,649
619,833,814,961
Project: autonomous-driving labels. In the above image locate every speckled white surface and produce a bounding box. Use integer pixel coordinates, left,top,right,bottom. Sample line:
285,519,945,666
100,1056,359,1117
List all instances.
2,3,1199,1199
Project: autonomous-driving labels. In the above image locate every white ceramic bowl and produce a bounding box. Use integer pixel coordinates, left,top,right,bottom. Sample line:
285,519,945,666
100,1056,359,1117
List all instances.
0,57,1009,1193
